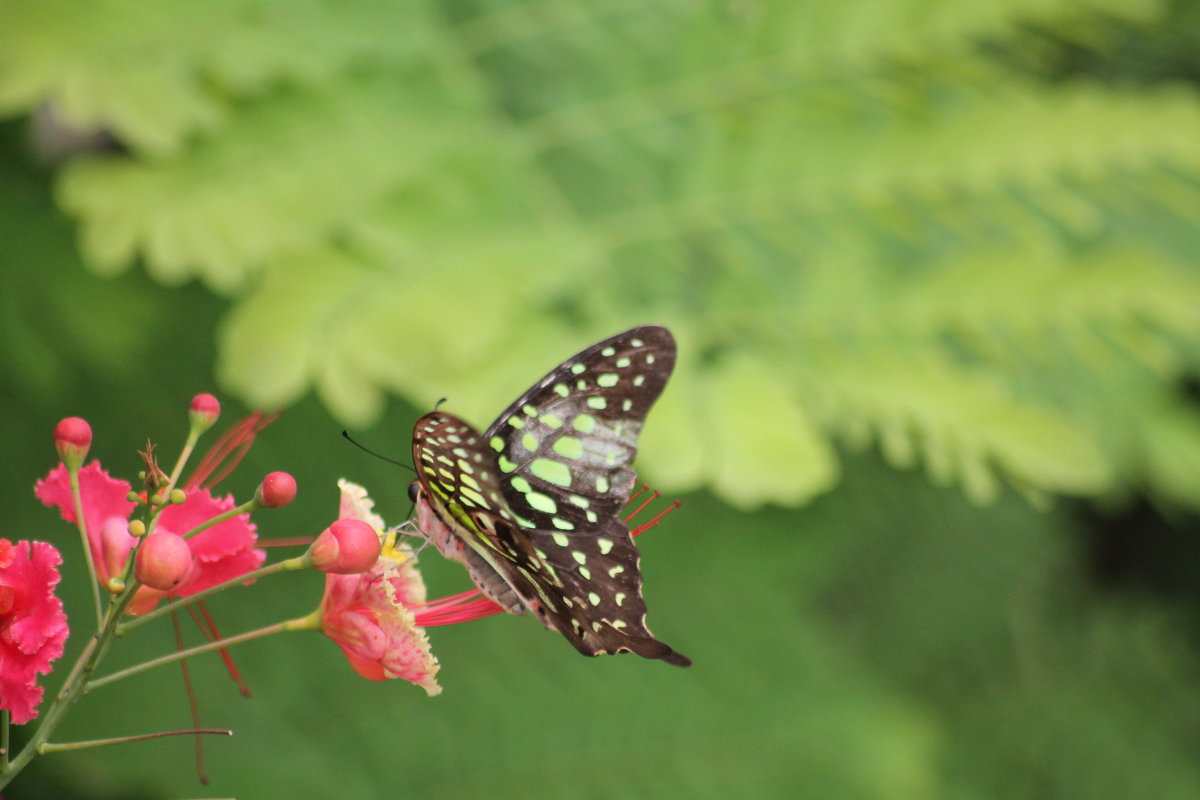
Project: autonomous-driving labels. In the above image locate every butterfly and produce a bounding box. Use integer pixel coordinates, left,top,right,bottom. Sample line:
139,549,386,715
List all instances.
409,325,690,666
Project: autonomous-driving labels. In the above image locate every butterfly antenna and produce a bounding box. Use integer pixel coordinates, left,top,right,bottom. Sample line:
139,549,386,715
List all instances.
433,397,448,411
340,430,416,473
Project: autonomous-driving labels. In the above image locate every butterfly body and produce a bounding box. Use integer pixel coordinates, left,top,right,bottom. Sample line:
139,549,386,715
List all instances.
411,326,689,667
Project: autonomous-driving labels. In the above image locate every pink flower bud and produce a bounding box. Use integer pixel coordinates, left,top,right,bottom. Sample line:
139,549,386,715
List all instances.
54,417,92,470
100,518,134,581
189,393,221,432
135,532,194,591
256,471,297,508
310,519,381,574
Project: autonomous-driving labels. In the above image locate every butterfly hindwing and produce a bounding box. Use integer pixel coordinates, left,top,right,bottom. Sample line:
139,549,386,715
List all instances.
525,518,685,664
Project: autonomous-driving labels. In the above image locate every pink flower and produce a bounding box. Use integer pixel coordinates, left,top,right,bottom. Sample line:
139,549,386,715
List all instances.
0,539,69,724
35,462,265,615
318,482,440,695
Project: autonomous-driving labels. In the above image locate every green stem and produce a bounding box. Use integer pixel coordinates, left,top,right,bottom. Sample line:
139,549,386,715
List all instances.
165,427,202,492
179,499,259,541
67,466,104,628
39,728,232,755
117,553,312,637
0,589,133,789
1,710,9,767
88,619,311,693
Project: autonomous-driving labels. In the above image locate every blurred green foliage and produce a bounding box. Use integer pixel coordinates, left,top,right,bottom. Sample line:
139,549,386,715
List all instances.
4,0,1200,508
3,0,1200,798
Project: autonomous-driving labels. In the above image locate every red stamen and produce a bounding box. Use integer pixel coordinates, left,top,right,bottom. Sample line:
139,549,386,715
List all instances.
186,411,280,491
624,482,649,508
414,594,504,627
171,610,209,786
631,499,680,537
195,601,251,697
623,489,661,526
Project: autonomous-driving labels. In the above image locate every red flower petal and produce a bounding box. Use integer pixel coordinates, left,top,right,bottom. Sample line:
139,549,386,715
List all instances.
0,541,69,724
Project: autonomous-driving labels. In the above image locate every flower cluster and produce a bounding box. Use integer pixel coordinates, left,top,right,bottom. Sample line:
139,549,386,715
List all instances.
36,463,265,615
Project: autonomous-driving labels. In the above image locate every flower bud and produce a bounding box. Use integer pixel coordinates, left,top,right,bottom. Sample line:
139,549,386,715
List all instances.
54,417,92,471
170,488,187,505
128,519,146,537
256,471,297,509
135,532,194,591
310,519,381,574
101,518,134,582
189,393,221,433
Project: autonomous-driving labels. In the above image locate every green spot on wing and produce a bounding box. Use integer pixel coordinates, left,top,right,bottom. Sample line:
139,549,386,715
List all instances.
573,414,596,433
531,457,572,487
553,436,583,459
526,491,558,514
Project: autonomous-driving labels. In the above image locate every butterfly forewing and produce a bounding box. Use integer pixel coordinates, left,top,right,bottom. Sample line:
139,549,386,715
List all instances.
482,325,676,533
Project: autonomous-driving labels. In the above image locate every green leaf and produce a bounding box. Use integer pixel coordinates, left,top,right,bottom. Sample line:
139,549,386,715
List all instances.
10,0,1200,508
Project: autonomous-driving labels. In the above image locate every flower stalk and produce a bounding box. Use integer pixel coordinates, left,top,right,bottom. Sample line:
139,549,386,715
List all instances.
39,728,233,755
67,466,104,629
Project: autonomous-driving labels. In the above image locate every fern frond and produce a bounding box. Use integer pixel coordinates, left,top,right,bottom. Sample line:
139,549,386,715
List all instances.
57,72,493,292
8,0,1200,508
0,0,434,156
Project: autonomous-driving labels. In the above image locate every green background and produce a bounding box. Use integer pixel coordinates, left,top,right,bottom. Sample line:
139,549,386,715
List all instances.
4,1,1200,797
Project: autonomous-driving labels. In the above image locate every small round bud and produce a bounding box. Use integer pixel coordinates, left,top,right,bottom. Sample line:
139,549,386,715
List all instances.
107,577,126,594
150,492,166,507
54,417,92,470
135,532,194,591
170,488,187,505
255,471,297,509
126,491,140,504
189,393,221,433
128,519,147,537
309,519,381,574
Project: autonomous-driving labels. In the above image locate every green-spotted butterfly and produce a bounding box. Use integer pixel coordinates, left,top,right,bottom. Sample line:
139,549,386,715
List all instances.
409,325,690,666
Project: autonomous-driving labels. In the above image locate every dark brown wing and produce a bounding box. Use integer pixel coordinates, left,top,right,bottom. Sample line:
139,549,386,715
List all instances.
413,409,688,665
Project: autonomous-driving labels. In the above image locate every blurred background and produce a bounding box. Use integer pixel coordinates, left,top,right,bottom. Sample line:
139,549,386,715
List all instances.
4,0,1200,797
